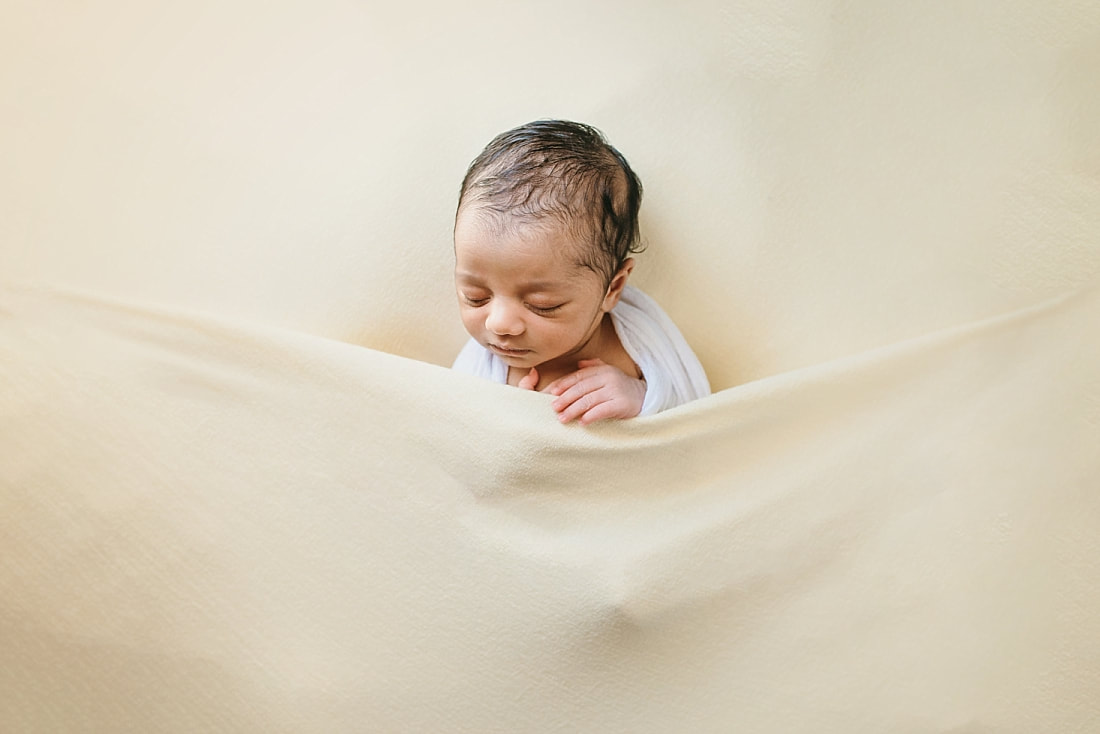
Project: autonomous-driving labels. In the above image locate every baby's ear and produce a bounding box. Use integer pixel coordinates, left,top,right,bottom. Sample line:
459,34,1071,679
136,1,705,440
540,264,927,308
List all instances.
602,258,634,311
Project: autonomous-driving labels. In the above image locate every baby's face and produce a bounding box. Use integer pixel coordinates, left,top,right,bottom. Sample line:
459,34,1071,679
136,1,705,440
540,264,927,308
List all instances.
454,210,613,374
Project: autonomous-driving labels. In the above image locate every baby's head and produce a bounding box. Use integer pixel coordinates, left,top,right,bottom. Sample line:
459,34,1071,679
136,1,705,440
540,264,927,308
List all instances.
453,120,646,374
455,119,644,286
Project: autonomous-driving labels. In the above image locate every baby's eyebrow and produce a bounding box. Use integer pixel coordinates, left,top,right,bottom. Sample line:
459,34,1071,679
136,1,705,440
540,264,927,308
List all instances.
455,273,566,292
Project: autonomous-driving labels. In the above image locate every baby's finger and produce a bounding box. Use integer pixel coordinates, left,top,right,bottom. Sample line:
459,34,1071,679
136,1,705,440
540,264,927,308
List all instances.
550,375,602,412
545,370,582,396
517,367,539,391
576,399,623,425
546,363,606,396
556,387,609,424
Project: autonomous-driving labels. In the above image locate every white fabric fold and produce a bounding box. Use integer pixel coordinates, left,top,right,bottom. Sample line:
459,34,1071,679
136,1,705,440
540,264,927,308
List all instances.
452,285,711,415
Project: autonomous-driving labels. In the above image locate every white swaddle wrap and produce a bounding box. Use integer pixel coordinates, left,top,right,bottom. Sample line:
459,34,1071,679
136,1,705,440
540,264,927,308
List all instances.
453,285,711,415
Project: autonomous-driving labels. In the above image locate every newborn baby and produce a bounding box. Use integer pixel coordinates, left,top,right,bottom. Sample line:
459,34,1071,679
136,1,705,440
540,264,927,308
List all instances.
452,119,710,424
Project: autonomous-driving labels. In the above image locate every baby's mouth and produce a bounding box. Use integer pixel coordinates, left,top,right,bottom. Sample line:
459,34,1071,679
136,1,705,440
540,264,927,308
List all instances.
489,343,532,356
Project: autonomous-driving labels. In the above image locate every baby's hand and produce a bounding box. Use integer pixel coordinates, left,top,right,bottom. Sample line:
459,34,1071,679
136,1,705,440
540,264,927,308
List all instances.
544,359,646,425
517,367,539,391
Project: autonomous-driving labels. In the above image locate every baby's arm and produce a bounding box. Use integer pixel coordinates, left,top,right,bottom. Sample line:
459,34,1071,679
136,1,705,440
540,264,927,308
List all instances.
530,359,646,425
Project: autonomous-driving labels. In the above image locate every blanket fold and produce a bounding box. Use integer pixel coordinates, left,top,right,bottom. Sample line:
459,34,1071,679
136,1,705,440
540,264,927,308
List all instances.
2,282,1098,732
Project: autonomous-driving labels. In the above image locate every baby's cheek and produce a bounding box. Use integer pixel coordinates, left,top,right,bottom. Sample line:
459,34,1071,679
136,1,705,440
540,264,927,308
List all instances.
542,323,576,347
460,311,482,337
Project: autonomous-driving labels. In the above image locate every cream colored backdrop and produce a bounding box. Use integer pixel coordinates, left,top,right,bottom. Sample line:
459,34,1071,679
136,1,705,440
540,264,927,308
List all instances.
5,1,1098,387
2,1,1099,732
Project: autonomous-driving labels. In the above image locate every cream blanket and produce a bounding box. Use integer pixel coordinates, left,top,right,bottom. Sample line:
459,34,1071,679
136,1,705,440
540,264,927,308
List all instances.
2,282,1098,731
2,1,1100,732
452,285,712,415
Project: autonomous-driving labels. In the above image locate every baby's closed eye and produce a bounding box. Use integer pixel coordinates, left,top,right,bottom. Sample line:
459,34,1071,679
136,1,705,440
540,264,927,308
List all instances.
528,302,564,314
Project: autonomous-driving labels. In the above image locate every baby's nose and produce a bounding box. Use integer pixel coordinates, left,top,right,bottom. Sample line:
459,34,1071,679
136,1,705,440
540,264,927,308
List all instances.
485,300,525,336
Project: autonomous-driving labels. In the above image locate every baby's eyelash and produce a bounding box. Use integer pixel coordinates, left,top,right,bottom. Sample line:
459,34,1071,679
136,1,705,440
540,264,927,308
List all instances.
461,294,561,313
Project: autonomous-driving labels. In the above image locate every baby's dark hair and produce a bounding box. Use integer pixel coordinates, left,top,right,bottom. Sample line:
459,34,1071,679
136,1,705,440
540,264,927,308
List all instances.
457,119,644,284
